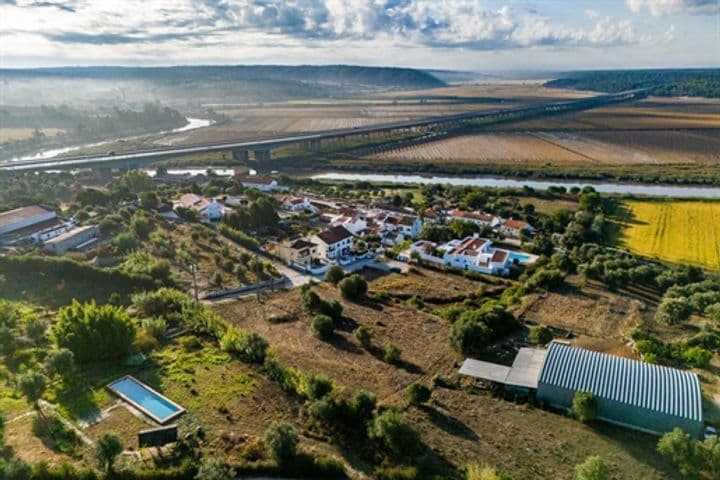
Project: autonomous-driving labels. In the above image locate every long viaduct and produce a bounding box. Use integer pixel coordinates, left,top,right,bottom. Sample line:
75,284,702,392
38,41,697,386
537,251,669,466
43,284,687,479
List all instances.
0,89,646,173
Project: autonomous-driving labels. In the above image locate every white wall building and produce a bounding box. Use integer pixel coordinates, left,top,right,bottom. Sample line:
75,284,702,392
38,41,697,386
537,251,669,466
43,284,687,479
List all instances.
174,194,225,221
312,225,354,261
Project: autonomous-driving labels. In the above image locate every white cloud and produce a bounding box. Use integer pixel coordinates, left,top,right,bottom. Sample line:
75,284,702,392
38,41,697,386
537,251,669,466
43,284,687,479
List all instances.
664,23,678,41
627,0,720,16
0,0,654,66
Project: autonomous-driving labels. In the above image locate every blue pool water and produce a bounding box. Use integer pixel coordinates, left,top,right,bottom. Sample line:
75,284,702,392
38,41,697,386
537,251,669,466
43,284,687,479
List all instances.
507,252,531,263
108,377,183,423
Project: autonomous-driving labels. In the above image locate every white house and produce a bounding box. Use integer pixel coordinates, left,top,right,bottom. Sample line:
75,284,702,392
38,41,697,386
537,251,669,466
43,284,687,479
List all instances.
174,194,225,221
279,196,317,213
234,175,281,192
397,215,422,238
43,225,100,255
499,219,535,238
442,235,511,275
448,209,497,228
312,225,354,261
276,237,318,268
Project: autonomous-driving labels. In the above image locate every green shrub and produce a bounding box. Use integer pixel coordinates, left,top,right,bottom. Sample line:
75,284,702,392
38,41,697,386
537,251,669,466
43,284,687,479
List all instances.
354,326,372,349
115,232,139,253
450,317,491,355
44,348,75,378
375,465,419,480
220,328,268,364
528,325,553,345
53,300,136,363
307,375,334,400
179,335,202,351
312,314,335,340
219,224,260,250
406,383,431,405
384,344,402,364
142,317,167,340
338,274,367,301
656,297,693,324
573,456,610,480
571,391,598,423
368,409,420,458
324,265,345,284
265,423,299,465
681,346,713,367
308,399,338,424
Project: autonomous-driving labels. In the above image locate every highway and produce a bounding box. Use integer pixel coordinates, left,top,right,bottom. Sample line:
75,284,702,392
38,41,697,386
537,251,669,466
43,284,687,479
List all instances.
0,89,646,172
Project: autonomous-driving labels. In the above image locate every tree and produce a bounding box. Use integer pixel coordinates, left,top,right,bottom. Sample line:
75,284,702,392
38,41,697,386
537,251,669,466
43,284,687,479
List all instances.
368,409,420,458
466,464,514,480
17,370,47,410
25,317,47,344
572,391,598,423
2,458,32,480
574,456,610,480
682,346,713,367
658,427,720,479
312,314,335,339
338,274,367,301
95,432,123,473
115,232,139,253
53,300,137,363
195,459,235,480
528,325,553,345
354,326,372,349
44,348,75,378
406,383,431,405
656,297,692,324
307,375,334,400
130,213,153,239
120,169,154,194
324,265,345,284
384,343,402,364
139,191,159,209
265,423,299,465
450,317,491,355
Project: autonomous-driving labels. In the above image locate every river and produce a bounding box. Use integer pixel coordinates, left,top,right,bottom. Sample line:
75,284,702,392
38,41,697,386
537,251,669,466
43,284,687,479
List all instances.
11,117,213,162
311,172,720,199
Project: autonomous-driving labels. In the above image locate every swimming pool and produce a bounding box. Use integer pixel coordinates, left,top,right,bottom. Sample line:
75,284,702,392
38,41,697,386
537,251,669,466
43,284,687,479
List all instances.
507,251,531,264
107,376,185,424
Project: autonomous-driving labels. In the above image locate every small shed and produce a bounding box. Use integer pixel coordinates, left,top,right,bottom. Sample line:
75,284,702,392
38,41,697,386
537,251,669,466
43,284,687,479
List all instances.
536,342,704,438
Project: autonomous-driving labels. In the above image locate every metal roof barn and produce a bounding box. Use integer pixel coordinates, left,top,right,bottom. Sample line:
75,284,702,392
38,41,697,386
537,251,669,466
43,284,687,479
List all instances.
537,342,703,438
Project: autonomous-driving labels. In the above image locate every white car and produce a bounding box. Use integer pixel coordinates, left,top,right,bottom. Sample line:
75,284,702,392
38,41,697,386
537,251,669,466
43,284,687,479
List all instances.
705,426,717,440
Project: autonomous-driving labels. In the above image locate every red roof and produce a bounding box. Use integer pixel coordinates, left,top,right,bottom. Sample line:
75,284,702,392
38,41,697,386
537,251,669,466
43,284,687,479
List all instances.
491,250,508,263
178,193,211,211
316,225,353,245
450,236,489,256
503,219,531,230
452,210,494,222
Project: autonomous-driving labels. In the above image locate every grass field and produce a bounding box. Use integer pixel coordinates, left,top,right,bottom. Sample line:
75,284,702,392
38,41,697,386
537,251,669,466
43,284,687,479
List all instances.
617,201,720,270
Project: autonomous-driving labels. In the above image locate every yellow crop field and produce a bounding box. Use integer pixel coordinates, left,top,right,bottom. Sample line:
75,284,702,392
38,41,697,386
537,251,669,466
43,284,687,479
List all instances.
619,201,720,269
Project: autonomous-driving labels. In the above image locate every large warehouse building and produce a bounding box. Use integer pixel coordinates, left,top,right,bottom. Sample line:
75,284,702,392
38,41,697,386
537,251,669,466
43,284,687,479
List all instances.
0,205,56,235
460,341,704,438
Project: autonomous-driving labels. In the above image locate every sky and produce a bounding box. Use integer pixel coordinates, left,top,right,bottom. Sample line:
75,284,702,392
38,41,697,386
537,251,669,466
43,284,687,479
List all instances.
0,0,718,70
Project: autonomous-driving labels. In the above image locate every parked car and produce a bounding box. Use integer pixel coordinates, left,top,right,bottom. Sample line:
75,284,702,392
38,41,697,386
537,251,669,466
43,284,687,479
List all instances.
705,425,717,439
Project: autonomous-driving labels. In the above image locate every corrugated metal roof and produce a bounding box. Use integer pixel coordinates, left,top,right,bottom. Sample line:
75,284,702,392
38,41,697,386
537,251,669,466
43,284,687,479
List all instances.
538,342,702,422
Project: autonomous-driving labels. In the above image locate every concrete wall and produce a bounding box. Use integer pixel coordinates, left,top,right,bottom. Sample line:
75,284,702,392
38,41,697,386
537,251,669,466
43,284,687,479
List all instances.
537,383,703,438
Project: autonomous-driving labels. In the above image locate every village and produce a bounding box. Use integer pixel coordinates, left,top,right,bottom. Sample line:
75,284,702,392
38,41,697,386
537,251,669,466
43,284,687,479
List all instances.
0,169,537,286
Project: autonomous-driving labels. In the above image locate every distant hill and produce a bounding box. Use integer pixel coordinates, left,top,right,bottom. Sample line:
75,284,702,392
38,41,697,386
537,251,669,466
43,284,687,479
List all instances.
545,68,720,98
0,65,446,107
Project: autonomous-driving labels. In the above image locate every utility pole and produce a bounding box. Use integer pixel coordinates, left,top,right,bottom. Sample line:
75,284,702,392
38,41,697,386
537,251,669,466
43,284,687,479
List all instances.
255,253,261,301
189,263,199,303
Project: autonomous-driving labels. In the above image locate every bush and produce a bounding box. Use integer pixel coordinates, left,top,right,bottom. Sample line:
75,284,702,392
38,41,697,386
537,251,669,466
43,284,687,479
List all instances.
307,375,334,400
312,314,335,340
115,232,139,253
265,423,299,465
354,326,372,349
179,335,202,351
44,348,75,378
130,213,153,239
368,409,420,458
528,325,553,345
681,346,713,367
406,383,431,405
450,317,491,355
196,458,235,480
572,391,598,423
656,297,693,324
220,328,269,364
94,432,122,472
338,274,367,301
53,300,137,363
350,390,377,421
324,265,345,284
525,268,564,292
384,343,402,364
466,464,514,480
573,456,610,480
375,465,419,480
308,399,338,424
142,317,167,340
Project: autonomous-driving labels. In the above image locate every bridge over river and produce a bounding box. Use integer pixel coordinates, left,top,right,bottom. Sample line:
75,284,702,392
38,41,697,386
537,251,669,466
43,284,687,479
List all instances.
0,89,646,173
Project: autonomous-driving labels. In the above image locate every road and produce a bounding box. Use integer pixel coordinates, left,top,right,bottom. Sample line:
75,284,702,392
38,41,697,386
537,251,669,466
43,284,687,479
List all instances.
0,89,646,172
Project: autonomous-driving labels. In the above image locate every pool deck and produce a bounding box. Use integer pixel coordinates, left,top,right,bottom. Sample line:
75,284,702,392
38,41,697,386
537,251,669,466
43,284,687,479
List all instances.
106,375,185,425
